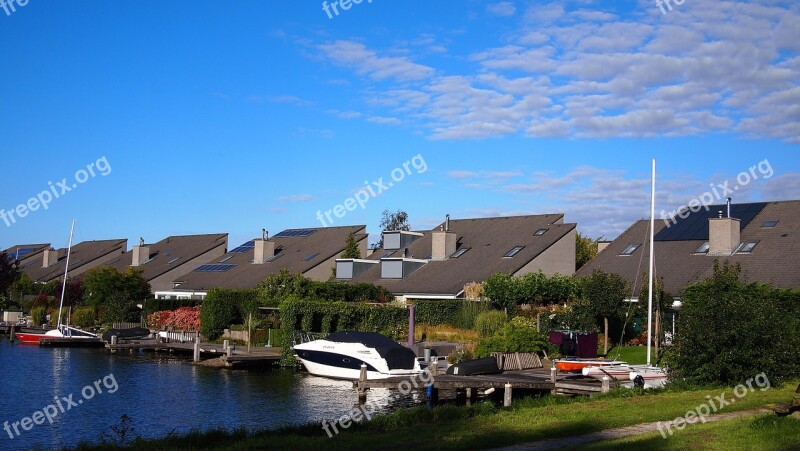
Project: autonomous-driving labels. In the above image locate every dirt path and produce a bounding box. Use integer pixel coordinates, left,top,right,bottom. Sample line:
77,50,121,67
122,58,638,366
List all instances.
490,409,772,450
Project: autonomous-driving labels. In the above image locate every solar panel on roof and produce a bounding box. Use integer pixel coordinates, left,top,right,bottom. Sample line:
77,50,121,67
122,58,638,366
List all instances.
654,202,767,241
230,241,256,253
194,264,237,272
10,248,34,259
274,229,317,238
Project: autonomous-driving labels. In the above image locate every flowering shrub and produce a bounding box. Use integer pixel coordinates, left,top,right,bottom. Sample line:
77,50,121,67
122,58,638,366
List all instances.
147,306,201,331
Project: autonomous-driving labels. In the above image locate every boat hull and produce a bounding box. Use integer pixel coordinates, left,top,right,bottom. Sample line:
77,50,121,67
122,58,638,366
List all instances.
14,333,48,344
555,359,625,373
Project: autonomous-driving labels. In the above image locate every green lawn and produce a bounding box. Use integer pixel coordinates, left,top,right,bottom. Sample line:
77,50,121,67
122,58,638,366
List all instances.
584,414,800,450
75,380,800,451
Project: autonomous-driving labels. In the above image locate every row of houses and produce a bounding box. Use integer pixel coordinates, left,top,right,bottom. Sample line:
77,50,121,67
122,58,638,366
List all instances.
4,199,799,304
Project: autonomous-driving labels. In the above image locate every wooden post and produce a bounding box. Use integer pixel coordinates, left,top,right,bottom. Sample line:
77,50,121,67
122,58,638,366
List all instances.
110,335,117,354
223,339,229,352
550,366,557,395
466,388,472,399
9,323,14,342
430,357,439,376
504,383,513,407
248,313,252,354
193,334,201,363
536,312,541,333
602,376,611,394
226,346,232,358
358,363,368,403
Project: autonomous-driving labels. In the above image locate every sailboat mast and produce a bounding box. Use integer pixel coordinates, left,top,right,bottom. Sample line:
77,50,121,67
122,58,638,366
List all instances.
56,220,76,328
647,160,655,366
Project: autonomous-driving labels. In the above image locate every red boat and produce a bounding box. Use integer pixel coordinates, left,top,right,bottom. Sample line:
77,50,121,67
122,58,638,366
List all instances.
15,326,97,344
554,358,625,373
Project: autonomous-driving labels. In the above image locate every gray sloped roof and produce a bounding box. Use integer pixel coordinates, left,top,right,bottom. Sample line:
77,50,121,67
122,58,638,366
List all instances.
349,215,576,296
576,200,800,296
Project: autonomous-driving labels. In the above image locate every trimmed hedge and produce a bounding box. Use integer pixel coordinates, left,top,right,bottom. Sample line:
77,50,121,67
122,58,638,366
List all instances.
280,298,409,365
414,300,492,328
200,289,260,340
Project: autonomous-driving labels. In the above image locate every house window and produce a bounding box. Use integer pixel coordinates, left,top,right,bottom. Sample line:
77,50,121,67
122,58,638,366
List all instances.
534,228,549,236
504,246,525,258
219,255,234,263
381,251,396,259
304,252,320,261
737,241,758,253
619,244,640,256
451,247,470,258
694,242,709,254
762,220,778,228
167,257,181,264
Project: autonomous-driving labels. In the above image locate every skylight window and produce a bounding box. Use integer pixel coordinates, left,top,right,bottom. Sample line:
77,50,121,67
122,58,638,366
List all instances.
219,255,234,263
694,242,710,254
504,246,525,258
167,257,181,264
619,244,641,256
381,251,397,259
762,220,778,228
737,241,758,253
534,228,549,236
451,247,470,258
266,253,283,263
304,252,320,261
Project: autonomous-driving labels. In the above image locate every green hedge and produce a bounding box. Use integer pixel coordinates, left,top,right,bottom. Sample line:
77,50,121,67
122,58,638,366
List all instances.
414,300,492,328
279,298,409,365
200,288,260,340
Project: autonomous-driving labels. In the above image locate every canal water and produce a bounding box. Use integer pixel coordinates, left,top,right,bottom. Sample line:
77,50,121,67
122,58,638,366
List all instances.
0,338,423,450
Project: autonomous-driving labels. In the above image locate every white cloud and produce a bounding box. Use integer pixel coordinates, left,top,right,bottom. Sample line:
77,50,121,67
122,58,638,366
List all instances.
487,2,517,17
317,40,435,82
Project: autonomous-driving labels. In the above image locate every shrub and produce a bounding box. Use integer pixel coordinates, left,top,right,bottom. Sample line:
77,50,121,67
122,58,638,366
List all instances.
669,261,800,385
148,306,201,331
70,307,97,329
475,316,552,357
31,307,47,326
475,310,507,337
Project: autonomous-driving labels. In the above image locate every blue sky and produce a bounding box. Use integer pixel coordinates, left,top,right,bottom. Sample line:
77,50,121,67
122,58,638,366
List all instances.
1,0,798,250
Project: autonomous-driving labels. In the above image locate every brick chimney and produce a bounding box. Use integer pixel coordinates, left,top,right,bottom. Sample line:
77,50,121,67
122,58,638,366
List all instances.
132,245,150,266
709,214,740,256
42,249,58,268
431,214,457,261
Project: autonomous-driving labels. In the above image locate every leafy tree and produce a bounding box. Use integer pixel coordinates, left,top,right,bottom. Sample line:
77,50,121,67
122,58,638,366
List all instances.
670,260,800,385
376,209,410,248
581,270,629,354
257,269,312,304
83,267,151,323
0,252,20,297
482,273,519,312
576,232,602,270
341,232,362,259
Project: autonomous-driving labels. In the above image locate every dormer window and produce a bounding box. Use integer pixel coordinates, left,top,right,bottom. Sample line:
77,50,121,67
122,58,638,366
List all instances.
736,241,758,254
619,244,640,256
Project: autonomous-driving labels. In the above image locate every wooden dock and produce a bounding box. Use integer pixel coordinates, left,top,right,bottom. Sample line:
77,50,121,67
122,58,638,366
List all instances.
354,367,607,402
39,338,106,348
105,338,282,368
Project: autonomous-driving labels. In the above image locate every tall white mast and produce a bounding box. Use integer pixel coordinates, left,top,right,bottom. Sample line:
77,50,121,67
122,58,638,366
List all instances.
56,220,76,328
647,160,655,366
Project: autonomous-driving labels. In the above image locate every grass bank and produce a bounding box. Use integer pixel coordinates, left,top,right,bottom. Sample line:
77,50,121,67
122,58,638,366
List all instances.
74,379,799,450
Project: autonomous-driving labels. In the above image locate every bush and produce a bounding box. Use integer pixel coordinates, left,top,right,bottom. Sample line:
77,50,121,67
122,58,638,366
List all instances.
70,307,97,329
144,299,201,316
200,290,248,340
257,270,392,304
669,261,800,385
31,307,47,326
475,310,507,337
148,306,201,331
475,316,553,357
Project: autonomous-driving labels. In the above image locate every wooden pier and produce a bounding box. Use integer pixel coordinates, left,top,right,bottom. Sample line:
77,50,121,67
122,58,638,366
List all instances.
105,338,282,368
354,366,608,403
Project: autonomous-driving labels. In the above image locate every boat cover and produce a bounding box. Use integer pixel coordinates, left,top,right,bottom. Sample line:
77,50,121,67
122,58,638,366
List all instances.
324,331,417,370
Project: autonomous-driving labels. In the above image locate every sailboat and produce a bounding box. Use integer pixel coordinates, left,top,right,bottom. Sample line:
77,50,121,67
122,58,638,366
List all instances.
15,220,99,344
582,160,668,388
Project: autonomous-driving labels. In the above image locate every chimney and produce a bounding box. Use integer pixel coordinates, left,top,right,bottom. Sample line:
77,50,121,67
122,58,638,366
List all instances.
431,214,457,261
132,244,150,266
709,215,741,256
254,237,276,264
42,249,58,268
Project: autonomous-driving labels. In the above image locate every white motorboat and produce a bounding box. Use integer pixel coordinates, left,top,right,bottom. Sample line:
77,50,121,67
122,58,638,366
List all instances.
293,330,423,380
